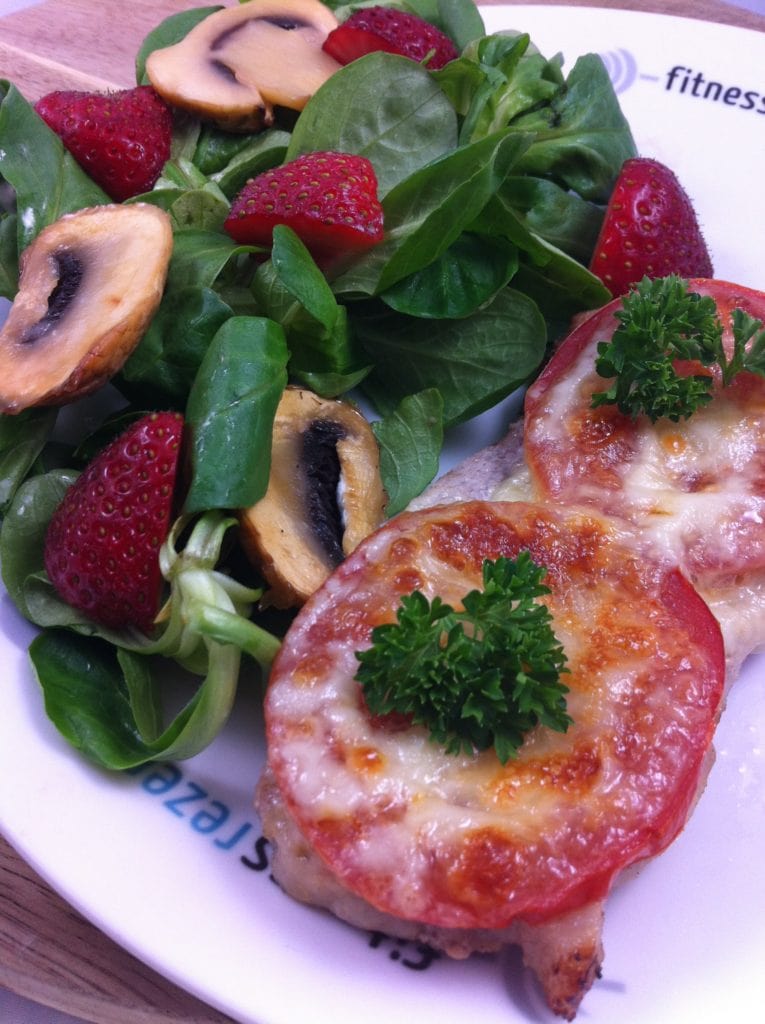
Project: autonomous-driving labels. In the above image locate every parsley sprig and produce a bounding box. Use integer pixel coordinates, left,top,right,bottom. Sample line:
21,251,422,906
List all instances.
592,275,765,422
355,553,571,764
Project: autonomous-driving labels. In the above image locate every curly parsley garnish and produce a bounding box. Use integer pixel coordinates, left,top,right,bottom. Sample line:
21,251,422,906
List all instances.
354,553,571,764
592,275,765,422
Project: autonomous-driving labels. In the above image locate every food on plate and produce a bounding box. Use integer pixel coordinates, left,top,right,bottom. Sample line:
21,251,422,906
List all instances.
0,0,638,635
1,0,753,1016
354,547,573,763
35,85,173,202
259,499,725,1019
0,203,172,413
588,156,713,296
0,0,634,512
44,411,184,633
259,274,765,1018
239,386,386,607
145,0,341,131
423,276,765,666
322,5,459,69
524,276,765,664
223,150,384,265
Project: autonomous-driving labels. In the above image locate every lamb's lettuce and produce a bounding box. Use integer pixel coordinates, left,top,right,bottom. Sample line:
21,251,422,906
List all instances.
357,286,546,426
286,52,459,195
511,53,638,201
0,9,633,505
119,286,233,404
0,81,108,252
373,388,444,516
1,478,278,770
0,408,58,517
333,129,532,296
0,0,637,768
25,512,279,770
0,211,18,299
256,225,369,393
184,316,289,514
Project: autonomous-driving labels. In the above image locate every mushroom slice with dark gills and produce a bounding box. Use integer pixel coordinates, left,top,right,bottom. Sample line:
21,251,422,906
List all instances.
145,0,342,132
240,387,387,607
0,204,172,414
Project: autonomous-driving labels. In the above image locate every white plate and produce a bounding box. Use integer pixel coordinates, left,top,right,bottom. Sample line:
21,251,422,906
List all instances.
2,7,765,1024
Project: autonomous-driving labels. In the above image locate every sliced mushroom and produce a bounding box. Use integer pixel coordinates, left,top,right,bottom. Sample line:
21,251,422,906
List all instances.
0,204,172,414
240,387,387,607
146,0,342,132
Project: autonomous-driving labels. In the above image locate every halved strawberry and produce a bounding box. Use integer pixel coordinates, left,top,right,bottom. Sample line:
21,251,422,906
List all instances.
322,5,458,69
44,412,184,633
35,85,172,202
589,157,713,297
223,151,384,264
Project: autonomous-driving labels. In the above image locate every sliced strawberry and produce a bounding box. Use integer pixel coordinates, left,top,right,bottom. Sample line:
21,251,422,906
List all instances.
44,412,184,633
589,157,713,297
35,85,172,202
223,151,384,263
322,5,458,69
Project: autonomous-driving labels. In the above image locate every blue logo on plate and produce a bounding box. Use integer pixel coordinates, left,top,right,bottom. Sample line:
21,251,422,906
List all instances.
599,48,638,94
597,50,765,115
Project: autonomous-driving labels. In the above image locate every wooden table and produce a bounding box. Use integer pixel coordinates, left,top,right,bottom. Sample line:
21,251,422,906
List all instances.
1,1,764,1022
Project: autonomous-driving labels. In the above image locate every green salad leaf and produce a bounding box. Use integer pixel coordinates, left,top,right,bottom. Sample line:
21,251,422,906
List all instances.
511,54,637,201
357,286,546,425
28,512,280,770
0,211,19,299
380,232,519,319
372,388,444,516
0,0,638,768
287,51,459,196
0,82,108,252
184,317,290,513
0,408,58,516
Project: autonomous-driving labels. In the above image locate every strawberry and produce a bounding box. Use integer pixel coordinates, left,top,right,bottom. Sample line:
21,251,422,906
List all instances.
44,412,183,633
35,85,172,202
223,151,384,264
322,5,458,69
589,157,713,297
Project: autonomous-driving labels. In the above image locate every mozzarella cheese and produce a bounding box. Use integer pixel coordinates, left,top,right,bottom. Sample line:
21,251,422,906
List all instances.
265,502,723,934
260,279,765,1020
525,281,765,588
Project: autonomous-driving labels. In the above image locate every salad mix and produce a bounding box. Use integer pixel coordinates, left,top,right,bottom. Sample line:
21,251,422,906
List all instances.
0,0,636,768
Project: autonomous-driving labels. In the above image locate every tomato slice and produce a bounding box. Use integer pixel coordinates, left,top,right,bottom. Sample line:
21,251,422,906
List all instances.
265,501,724,929
524,278,765,584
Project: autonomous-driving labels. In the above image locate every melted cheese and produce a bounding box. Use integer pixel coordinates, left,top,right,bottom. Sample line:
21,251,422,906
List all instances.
265,502,724,932
525,283,765,585
491,460,531,501
261,281,765,1020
